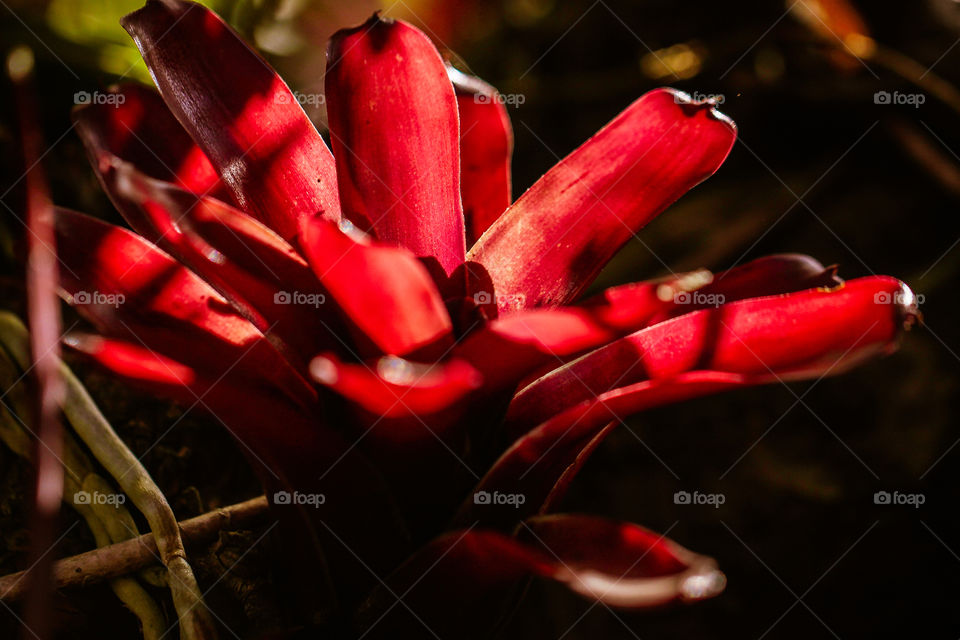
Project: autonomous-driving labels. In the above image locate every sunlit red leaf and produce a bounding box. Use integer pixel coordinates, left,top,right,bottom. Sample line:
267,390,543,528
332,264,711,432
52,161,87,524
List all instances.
85,155,340,369
73,82,231,202
299,215,453,357
506,276,917,434
122,0,341,241
456,270,710,391
64,333,197,389
309,353,481,420
468,88,736,311
326,15,465,274
457,254,840,392
53,208,316,409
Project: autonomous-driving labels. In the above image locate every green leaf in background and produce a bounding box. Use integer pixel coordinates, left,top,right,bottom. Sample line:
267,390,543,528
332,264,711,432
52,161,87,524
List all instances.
44,0,229,81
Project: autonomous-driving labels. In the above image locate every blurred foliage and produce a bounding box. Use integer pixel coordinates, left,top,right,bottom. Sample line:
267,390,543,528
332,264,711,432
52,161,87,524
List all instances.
45,0,225,81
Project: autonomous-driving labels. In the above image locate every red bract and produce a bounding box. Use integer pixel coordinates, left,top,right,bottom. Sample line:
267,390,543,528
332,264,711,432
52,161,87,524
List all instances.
57,1,918,635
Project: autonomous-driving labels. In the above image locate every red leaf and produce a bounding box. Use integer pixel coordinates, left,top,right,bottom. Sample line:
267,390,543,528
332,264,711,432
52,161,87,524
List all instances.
455,277,917,528
87,154,340,370
299,215,453,357
73,83,231,202
64,333,197,389
506,275,917,434
520,514,724,606
449,67,513,246
458,254,839,393
309,353,481,420
456,270,707,391
326,15,465,274
468,88,736,311
121,0,340,241
647,253,841,325
54,208,316,409
358,515,722,638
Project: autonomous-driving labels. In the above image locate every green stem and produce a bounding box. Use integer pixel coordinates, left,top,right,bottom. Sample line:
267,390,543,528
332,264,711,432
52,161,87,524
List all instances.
0,350,165,639
0,312,217,640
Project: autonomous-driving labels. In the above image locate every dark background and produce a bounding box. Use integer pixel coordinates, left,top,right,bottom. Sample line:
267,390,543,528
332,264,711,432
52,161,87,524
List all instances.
1,0,958,638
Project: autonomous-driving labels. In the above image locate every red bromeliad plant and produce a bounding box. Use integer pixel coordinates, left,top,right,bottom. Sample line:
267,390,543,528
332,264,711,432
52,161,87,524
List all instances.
56,0,918,635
